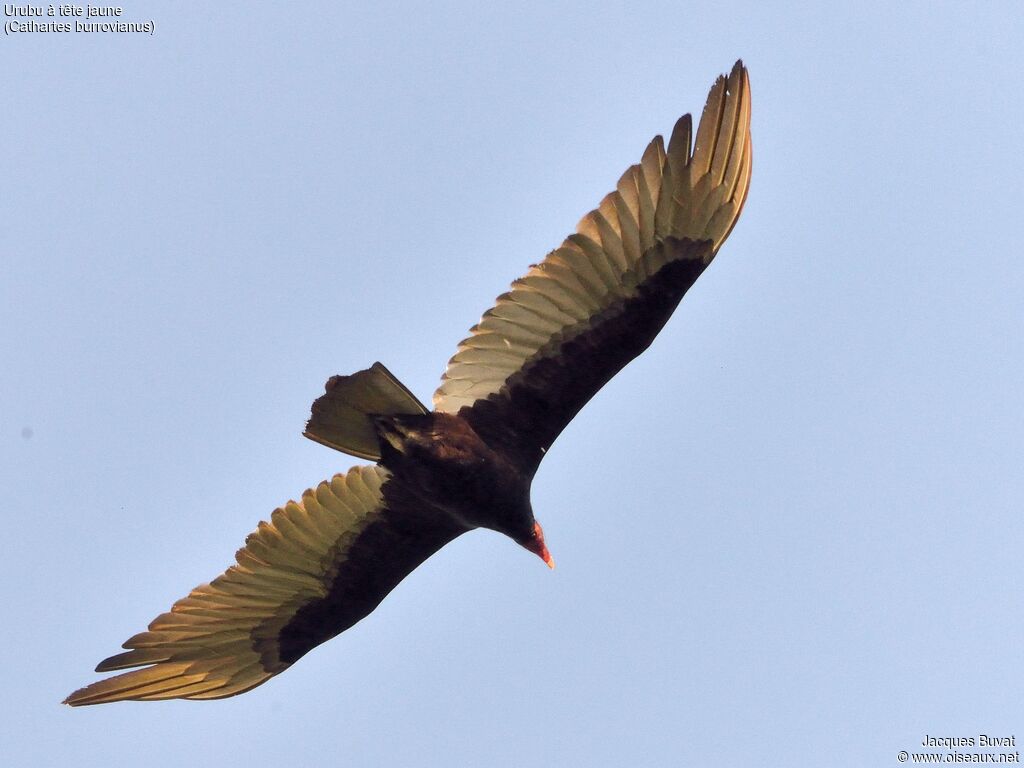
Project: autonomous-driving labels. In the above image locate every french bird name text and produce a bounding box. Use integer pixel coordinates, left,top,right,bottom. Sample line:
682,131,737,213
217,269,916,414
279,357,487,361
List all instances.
4,4,122,16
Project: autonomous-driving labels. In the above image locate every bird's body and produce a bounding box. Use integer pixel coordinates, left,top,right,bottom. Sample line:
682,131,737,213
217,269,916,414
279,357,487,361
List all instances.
374,411,536,540
65,61,752,705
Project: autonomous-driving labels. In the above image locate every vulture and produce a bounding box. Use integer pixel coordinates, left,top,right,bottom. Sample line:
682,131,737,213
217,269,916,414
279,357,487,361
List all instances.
64,60,752,705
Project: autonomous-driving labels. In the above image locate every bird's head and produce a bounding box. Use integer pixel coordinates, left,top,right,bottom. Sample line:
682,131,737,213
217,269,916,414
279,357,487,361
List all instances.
519,520,555,569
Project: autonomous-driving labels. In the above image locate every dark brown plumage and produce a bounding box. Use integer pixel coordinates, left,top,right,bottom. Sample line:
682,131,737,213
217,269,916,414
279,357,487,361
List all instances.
64,61,751,705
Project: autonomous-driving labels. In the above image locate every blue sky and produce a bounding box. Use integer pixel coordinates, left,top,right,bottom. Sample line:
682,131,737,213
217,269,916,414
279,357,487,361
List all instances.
3,2,1023,766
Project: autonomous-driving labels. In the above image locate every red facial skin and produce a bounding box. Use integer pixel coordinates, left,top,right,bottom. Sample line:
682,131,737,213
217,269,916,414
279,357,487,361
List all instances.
524,521,555,569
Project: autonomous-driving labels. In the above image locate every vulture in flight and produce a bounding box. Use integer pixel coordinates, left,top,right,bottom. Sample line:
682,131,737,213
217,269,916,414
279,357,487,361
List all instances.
65,60,752,705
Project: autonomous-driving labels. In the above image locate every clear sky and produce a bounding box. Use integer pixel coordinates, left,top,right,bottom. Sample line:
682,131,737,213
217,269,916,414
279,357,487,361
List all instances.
3,2,1023,766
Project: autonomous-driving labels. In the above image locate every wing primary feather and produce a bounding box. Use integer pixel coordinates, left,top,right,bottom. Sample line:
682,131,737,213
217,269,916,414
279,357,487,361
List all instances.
691,74,727,179
709,69,742,186
667,113,693,171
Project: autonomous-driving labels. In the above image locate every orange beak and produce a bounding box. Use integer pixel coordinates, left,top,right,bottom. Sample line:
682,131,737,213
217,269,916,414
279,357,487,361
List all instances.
525,521,555,569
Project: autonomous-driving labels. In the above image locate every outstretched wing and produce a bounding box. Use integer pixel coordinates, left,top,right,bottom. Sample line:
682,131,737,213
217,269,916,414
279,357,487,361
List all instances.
433,61,751,471
64,466,465,705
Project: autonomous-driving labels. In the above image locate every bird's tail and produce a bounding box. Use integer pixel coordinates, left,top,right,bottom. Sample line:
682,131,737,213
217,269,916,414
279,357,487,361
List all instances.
304,362,428,461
